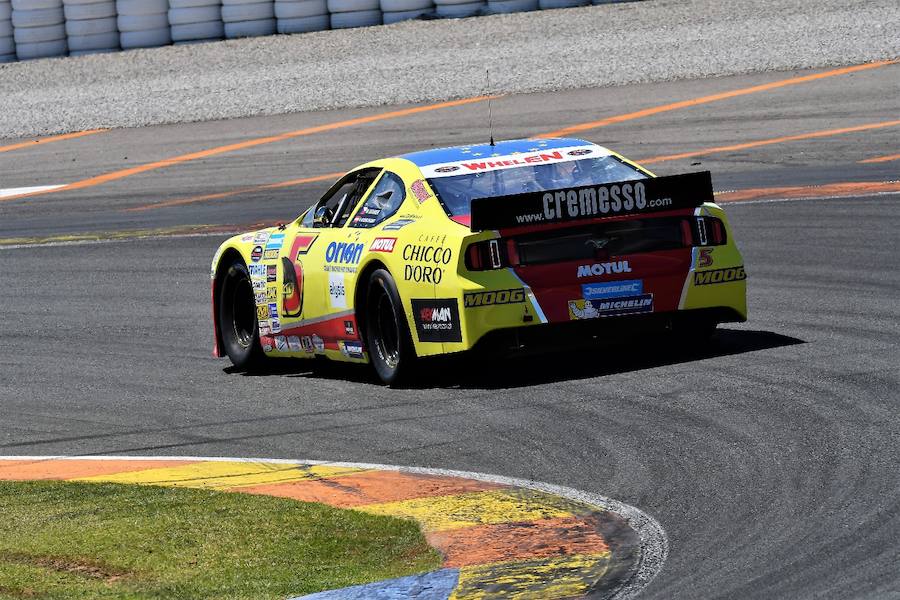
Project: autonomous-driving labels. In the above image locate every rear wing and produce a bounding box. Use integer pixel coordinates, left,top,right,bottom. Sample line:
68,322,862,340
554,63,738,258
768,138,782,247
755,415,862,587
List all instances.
469,171,714,231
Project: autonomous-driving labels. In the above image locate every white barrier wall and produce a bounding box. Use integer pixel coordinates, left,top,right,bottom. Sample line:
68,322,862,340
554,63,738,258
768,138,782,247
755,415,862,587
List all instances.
222,0,276,38
0,0,633,60
381,0,431,24
275,0,329,34
0,0,15,62
63,0,118,55
12,0,68,59
117,0,170,48
169,0,223,44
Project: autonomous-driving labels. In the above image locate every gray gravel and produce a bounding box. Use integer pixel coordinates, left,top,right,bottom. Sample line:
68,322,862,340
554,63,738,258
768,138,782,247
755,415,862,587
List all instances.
0,0,898,138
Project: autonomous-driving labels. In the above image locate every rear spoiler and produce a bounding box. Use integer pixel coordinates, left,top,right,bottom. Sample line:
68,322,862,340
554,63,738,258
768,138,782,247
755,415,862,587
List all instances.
470,171,714,231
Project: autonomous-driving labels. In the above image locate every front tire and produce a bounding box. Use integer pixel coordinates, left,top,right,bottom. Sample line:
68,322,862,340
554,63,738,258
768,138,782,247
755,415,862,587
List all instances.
218,260,265,370
365,269,415,386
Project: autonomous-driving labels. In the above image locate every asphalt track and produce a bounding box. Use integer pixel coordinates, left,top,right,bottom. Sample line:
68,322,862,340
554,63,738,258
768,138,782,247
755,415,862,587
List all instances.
0,63,899,598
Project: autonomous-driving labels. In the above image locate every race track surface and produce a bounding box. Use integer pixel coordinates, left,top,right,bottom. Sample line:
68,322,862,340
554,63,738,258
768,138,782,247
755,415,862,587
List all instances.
1,62,899,598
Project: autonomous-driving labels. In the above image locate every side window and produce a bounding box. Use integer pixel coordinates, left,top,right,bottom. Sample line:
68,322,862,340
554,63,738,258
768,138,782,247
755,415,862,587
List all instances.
308,169,381,228
348,172,406,228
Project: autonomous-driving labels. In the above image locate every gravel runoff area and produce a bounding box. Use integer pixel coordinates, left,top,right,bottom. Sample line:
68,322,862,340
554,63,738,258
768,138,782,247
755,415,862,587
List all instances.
0,0,898,138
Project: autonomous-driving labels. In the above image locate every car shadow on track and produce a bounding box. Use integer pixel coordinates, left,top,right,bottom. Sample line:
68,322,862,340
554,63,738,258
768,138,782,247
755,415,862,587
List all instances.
230,328,804,390
440,328,804,390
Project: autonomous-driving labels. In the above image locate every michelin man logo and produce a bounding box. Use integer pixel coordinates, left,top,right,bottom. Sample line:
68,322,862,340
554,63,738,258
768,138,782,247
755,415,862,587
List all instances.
569,300,599,319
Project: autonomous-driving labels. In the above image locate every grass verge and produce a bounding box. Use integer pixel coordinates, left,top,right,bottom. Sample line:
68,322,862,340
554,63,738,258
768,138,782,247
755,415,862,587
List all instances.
0,480,441,599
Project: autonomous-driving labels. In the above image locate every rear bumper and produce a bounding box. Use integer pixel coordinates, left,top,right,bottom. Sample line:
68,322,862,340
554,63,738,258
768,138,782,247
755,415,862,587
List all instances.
469,307,744,356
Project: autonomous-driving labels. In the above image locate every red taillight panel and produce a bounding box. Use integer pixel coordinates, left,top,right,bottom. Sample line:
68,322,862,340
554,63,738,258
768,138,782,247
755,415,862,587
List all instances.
465,239,509,271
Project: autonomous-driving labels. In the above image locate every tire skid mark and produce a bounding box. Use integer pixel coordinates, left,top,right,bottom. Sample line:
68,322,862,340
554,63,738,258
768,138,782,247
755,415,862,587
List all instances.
0,455,664,599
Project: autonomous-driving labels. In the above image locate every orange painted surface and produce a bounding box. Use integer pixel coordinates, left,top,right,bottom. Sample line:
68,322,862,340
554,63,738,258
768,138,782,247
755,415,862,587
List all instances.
859,152,900,164
427,515,611,568
536,60,896,139
0,96,498,204
0,129,107,154
639,120,900,164
236,470,505,508
124,172,345,212
0,459,198,481
716,180,900,203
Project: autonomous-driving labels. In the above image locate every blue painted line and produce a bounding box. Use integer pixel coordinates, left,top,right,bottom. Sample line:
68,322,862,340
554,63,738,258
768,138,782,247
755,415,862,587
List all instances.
291,568,459,600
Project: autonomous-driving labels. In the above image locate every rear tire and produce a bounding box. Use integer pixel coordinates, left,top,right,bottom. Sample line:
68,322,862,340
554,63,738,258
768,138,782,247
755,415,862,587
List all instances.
218,260,265,370
365,269,415,386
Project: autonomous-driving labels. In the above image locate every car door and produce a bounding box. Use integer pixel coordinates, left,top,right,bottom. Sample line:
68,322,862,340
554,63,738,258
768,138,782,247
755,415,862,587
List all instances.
274,168,381,355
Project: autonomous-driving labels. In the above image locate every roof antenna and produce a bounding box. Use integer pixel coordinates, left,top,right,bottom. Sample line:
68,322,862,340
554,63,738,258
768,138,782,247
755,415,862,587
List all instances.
486,69,495,147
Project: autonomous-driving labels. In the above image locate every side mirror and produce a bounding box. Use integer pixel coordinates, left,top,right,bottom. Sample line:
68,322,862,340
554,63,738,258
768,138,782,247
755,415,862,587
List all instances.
313,206,333,228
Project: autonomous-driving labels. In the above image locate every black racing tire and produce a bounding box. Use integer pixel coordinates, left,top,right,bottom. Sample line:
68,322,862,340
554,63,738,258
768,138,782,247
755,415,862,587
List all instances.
218,260,265,370
365,269,415,386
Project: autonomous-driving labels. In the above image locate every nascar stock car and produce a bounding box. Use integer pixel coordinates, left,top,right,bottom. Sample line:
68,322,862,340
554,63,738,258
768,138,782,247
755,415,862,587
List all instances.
211,138,747,384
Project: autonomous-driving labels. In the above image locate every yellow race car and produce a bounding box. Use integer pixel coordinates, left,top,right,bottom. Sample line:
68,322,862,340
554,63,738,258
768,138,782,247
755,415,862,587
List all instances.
211,138,747,384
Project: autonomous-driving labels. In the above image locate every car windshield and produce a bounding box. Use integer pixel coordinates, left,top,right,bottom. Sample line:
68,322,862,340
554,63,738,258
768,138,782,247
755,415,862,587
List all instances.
428,155,648,217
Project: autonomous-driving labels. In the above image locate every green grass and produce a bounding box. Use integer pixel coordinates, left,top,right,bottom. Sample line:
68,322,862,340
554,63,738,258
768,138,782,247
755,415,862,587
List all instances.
0,480,441,599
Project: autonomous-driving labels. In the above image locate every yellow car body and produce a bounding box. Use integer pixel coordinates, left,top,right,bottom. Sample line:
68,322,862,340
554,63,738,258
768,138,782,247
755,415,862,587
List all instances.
211,138,747,377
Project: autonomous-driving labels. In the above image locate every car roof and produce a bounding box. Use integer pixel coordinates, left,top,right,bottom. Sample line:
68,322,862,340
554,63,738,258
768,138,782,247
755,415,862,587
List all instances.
398,137,604,167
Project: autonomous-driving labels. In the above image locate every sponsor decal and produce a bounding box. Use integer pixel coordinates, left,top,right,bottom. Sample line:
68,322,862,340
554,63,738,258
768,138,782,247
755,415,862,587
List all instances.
329,273,347,309
403,244,454,284
470,171,714,230
344,320,356,336
577,260,632,279
464,288,526,308
282,257,304,318
252,279,266,291
353,206,381,226
324,241,364,273
263,249,279,260
581,279,643,300
241,233,254,242
253,232,270,244
300,336,314,353
266,286,278,301
568,294,654,320
288,336,302,352
249,264,267,280
275,336,289,351
568,148,593,156
260,334,274,351
693,266,746,286
250,245,263,262
698,248,714,268
370,237,397,253
340,340,365,359
291,234,318,257
265,233,285,251
270,318,282,333
255,291,267,304
256,305,269,320
268,303,278,319
383,219,415,231
411,179,431,203
422,145,606,179
266,264,277,282
311,335,325,353
412,298,462,343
